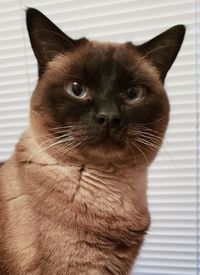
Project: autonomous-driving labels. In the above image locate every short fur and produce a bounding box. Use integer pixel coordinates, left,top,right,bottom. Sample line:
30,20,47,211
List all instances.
0,8,185,275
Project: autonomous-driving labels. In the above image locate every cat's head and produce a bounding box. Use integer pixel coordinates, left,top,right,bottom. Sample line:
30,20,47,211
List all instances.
26,8,185,167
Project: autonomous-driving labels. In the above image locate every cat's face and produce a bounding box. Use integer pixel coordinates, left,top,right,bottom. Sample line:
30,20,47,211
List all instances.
27,8,185,166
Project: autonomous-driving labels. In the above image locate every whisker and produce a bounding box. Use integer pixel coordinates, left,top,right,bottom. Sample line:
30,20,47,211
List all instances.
136,133,163,144
48,124,81,131
55,143,74,156
136,138,161,152
131,141,149,164
27,134,74,164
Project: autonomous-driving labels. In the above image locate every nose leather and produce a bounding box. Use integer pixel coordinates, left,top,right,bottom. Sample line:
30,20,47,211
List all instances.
95,112,121,128
95,101,121,128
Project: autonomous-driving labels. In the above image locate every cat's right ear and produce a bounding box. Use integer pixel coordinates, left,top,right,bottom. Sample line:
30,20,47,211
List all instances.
26,8,85,76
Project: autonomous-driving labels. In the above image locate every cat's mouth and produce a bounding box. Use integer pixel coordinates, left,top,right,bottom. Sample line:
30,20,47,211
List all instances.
47,124,162,165
86,127,125,150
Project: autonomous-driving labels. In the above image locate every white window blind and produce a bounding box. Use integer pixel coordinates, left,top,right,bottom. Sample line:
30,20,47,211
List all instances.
0,0,199,274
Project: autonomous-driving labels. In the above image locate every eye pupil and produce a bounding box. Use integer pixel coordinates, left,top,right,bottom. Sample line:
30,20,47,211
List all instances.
65,81,88,99
72,82,83,96
126,88,138,99
125,86,144,103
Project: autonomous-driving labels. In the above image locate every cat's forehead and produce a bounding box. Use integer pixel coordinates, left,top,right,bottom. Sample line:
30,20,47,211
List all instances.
48,40,160,86
76,42,137,82
81,41,133,58
72,41,139,70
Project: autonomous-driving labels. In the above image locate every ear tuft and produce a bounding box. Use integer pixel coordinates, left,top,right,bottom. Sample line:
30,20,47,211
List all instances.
138,25,186,81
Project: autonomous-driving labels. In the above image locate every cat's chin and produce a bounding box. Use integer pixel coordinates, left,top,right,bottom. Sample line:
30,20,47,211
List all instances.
89,137,125,150
77,142,137,167
44,138,155,168
47,139,131,167
75,137,157,167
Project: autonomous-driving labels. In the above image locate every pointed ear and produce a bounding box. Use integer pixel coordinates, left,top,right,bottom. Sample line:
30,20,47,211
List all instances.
138,25,185,81
26,8,86,76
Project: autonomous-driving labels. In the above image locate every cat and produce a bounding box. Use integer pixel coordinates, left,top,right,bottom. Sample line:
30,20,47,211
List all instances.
0,7,185,275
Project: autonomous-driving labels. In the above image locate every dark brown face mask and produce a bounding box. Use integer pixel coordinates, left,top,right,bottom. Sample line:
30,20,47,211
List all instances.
26,8,185,165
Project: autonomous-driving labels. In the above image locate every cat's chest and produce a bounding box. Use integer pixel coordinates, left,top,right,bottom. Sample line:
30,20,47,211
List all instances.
32,164,149,238
32,164,147,222
27,164,150,272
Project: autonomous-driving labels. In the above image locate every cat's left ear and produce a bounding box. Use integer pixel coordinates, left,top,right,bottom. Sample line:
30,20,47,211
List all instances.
138,25,186,81
26,8,86,76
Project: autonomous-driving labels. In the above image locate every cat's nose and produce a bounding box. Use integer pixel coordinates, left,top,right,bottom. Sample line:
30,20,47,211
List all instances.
95,112,122,128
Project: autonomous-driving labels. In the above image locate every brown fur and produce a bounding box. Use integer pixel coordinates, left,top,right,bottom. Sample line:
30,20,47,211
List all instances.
0,8,185,275
0,132,150,274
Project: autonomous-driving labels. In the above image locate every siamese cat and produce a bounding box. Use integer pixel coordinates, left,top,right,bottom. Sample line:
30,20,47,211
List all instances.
0,8,185,275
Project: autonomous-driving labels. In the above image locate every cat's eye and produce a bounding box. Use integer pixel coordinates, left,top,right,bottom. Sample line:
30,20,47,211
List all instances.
64,81,88,99
125,86,144,104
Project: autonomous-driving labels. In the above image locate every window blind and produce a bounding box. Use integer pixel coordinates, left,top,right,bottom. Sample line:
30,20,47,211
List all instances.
0,0,199,274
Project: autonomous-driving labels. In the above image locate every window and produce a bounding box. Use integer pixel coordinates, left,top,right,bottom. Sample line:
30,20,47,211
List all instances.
0,0,199,274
